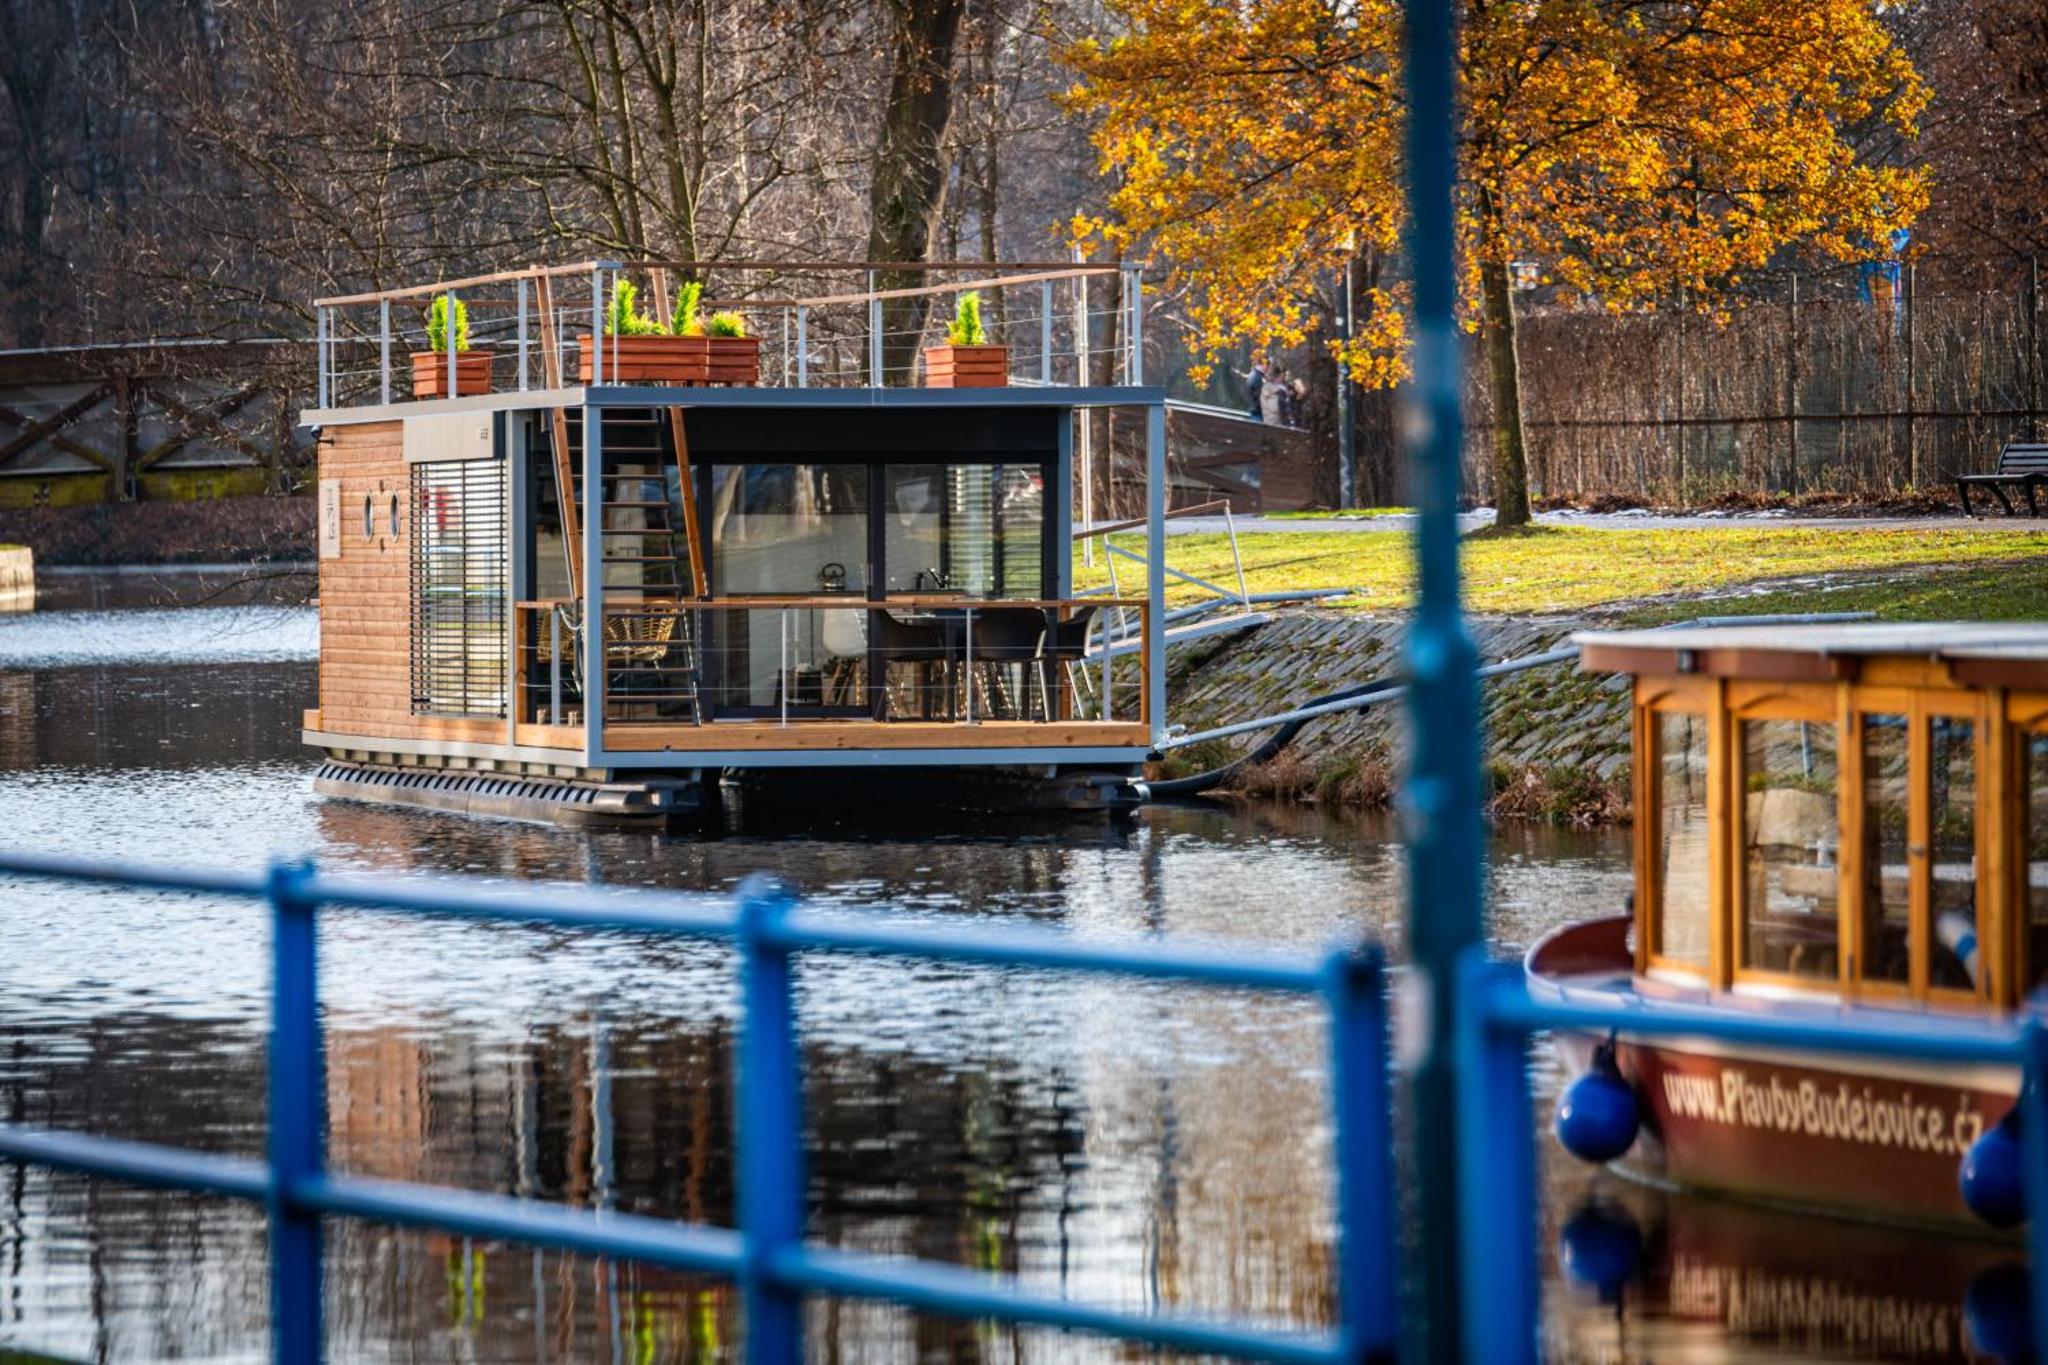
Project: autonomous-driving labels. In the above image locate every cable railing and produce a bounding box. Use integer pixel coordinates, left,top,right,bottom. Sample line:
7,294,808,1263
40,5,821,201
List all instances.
511,596,1147,729
309,260,1154,411
0,851,1396,1364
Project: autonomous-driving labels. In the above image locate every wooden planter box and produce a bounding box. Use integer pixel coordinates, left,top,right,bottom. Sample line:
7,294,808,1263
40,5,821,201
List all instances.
706,336,761,386
923,343,1009,388
410,350,491,399
578,334,710,384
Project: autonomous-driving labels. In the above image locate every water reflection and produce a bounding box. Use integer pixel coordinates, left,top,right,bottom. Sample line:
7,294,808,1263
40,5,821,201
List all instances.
0,590,2019,1363
1545,1171,2023,1362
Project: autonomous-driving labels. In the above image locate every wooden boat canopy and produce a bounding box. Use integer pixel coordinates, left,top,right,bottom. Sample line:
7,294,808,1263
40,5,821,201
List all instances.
1574,622,2048,1012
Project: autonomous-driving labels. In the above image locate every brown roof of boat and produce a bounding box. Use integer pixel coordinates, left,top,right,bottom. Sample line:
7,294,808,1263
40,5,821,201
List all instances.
1574,621,2048,686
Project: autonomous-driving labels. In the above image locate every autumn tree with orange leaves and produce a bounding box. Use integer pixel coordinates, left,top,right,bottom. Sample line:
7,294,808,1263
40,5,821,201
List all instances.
1064,0,1930,524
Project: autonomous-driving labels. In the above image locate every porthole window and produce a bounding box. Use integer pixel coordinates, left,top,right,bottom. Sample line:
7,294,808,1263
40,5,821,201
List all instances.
389,493,401,537
362,496,374,538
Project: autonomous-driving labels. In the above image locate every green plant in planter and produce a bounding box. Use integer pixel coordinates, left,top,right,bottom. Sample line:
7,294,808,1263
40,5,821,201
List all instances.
425,294,470,352
705,310,747,338
605,279,664,337
946,291,987,346
671,280,704,336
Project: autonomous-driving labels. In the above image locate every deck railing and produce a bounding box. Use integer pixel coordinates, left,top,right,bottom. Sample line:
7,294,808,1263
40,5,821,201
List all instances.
308,260,1150,412
6,857,2048,1359
511,596,1148,730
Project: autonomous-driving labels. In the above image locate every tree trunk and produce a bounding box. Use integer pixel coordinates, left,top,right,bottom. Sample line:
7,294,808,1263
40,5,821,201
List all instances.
1479,252,1532,527
866,0,968,384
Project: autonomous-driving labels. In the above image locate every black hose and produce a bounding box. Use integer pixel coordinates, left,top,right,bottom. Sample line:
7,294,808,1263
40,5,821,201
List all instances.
1135,677,1404,798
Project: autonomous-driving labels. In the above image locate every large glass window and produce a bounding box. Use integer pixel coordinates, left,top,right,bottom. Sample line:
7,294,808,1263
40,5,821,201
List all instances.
410,458,507,716
881,463,1044,598
1654,711,1710,967
1929,716,1978,992
1741,718,1839,979
1860,713,1911,985
705,465,869,712
709,465,869,596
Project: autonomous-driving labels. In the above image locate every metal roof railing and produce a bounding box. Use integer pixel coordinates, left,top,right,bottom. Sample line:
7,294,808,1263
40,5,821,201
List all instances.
307,259,1150,413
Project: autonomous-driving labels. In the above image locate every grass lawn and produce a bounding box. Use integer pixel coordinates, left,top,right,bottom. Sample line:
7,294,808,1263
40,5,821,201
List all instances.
1078,524,2048,617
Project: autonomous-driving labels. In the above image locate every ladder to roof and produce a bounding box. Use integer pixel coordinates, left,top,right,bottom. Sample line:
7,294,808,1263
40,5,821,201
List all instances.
534,268,709,725
553,407,707,725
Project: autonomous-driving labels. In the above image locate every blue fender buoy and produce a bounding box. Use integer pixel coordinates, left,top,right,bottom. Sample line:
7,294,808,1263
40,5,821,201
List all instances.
1558,1202,1644,1304
1961,1109,2027,1229
1555,1043,1639,1163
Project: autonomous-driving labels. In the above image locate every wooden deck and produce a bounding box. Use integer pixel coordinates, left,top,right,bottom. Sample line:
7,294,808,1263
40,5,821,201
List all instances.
306,709,1149,755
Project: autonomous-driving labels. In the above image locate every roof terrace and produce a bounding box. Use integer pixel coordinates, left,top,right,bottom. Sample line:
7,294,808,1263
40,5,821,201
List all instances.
306,259,1152,418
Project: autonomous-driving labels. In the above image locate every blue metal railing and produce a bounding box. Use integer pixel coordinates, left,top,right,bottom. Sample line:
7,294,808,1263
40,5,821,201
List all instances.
0,849,1396,1364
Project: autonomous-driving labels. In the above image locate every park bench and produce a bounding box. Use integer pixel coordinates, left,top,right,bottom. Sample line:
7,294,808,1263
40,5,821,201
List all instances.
1956,440,2048,517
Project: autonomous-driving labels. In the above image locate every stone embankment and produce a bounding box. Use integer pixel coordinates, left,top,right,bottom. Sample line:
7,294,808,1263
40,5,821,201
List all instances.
1157,609,1634,823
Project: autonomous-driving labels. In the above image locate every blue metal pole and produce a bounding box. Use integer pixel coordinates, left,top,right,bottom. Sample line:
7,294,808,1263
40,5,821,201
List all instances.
736,874,805,1365
267,859,326,1363
1399,0,1481,1356
1326,945,1396,1361
1454,961,1537,1364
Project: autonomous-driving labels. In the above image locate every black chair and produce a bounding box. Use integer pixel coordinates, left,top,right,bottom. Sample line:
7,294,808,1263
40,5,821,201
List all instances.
933,605,1076,720
1035,605,1100,719
869,609,952,720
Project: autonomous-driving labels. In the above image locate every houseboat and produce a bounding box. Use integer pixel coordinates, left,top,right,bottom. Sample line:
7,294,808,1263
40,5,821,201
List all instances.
1531,621,2048,1230
299,260,1168,825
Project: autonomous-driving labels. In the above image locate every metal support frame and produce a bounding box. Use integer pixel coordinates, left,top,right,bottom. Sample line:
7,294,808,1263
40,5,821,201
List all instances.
797,307,809,387
868,271,884,387
1127,267,1145,386
1041,279,1054,385
378,300,392,406
444,291,458,399
590,267,605,386
315,307,330,410
516,278,530,392
582,403,604,761
1144,402,1166,742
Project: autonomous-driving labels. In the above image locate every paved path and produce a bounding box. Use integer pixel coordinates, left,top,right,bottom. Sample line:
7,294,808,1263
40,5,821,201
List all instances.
1138,509,2040,536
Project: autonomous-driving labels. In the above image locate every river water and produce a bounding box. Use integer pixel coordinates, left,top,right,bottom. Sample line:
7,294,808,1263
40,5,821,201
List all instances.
0,570,2022,1363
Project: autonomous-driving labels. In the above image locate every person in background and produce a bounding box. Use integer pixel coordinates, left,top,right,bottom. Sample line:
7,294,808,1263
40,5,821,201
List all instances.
1244,356,1268,421
1284,376,1307,427
1259,362,1289,426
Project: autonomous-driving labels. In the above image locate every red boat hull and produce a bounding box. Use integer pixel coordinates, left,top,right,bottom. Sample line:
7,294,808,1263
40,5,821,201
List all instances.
1531,917,2016,1230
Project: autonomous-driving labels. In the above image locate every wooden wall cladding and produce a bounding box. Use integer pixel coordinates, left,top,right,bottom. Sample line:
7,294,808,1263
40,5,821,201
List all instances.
317,422,417,736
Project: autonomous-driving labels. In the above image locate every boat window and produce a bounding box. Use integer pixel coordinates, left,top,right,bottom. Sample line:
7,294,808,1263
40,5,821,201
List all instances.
389,493,401,538
1653,711,1710,967
362,495,374,540
1928,717,1978,993
1860,713,1911,985
1741,718,1839,980
2027,733,2048,994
